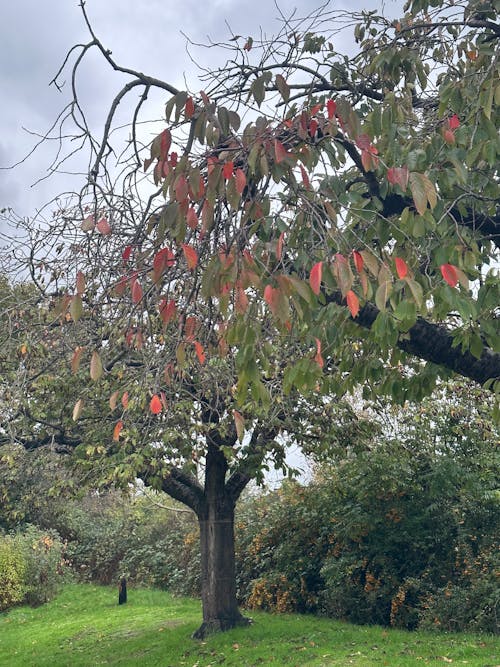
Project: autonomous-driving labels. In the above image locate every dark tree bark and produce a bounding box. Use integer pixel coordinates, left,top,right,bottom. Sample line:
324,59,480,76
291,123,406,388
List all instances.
192,440,250,639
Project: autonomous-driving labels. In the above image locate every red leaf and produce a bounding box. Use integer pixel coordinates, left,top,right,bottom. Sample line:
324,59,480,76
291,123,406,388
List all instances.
97,217,111,235
235,286,249,314
131,278,143,304
153,247,175,282
233,409,245,442
309,119,318,137
263,285,282,318
122,245,132,262
387,166,409,191
222,161,234,180
346,290,360,318
352,250,364,274
448,114,460,130
150,394,163,415
185,96,195,119
121,391,129,409
395,257,408,279
276,231,285,261
299,164,311,189
194,340,206,364
440,263,458,287
182,244,198,270
326,99,337,119
159,129,172,160
309,261,322,295
264,284,275,306
76,271,86,295
274,139,288,164
355,134,372,150
113,421,124,442
159,298,177,325
185,316,199,341
442,128,455,145
174,174,189,202
235,168,247,195
310,103,323,115
186,207,199,230
314,337,324,369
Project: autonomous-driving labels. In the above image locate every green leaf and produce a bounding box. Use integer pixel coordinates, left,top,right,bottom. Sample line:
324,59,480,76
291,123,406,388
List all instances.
375,281,392,311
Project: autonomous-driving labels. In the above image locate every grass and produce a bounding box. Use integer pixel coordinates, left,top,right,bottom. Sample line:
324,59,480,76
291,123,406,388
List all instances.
0,584,497,667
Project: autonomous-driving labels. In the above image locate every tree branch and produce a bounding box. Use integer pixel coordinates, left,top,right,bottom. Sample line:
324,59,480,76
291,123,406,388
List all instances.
325,290,500,385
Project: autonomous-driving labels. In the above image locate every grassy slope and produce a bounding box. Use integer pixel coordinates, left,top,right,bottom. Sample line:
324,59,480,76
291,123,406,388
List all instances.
0,585,497,667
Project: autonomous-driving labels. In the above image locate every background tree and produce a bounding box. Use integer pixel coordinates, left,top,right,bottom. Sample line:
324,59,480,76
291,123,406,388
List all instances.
1,0,499,636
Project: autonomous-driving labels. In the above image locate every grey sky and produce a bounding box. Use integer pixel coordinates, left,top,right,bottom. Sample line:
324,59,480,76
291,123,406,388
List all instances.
0,0,401,219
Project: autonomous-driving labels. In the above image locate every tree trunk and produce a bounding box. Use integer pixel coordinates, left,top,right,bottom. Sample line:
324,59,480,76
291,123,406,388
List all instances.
192,442,250,639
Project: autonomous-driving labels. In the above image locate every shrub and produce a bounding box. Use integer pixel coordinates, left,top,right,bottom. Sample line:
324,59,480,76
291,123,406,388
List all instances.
0,535,26,611
19,526,67,606
0,526,66,611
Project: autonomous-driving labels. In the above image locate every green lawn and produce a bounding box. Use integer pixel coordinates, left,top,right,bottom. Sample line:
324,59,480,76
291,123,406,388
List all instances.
0,585,497,666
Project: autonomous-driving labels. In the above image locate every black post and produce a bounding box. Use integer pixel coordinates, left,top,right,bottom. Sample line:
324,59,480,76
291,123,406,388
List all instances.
118,577,127,605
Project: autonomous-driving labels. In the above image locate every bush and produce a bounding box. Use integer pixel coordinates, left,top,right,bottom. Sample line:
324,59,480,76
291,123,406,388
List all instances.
20,525,67,606
0,526,66,611
0,535,26,611
234,386,498,633
63,491,201,595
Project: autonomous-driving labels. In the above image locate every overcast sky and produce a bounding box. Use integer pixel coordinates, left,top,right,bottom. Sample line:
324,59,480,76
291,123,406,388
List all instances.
0,0,401,222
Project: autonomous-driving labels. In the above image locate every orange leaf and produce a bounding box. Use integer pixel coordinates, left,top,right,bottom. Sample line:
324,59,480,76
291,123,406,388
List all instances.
150,394,163,414
235,286,249,315
346,290,360,318
276,231,285,261
185,96,195,119
352,250,364,274
113,421,124,442
440,263,458,287
274,139,288,164
182,244,198,270
71,346,85,374
233,409,245,442
185,316,199,341
235,168,247,195
76,271,86,295
186,207,198,230
194,340,206,364
309,261,323,295
222,161,234,180
121,391,129,409
314,337,324,369
395,257,408,279
109,390,119,411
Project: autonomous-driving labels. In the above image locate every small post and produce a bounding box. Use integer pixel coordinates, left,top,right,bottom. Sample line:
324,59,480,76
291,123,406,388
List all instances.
118,577,127,605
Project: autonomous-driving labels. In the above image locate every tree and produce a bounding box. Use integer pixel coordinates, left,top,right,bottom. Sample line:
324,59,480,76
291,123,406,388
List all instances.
2,0,499,636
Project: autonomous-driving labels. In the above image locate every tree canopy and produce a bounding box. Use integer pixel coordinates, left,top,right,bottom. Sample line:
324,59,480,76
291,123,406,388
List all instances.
1,0,499,636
